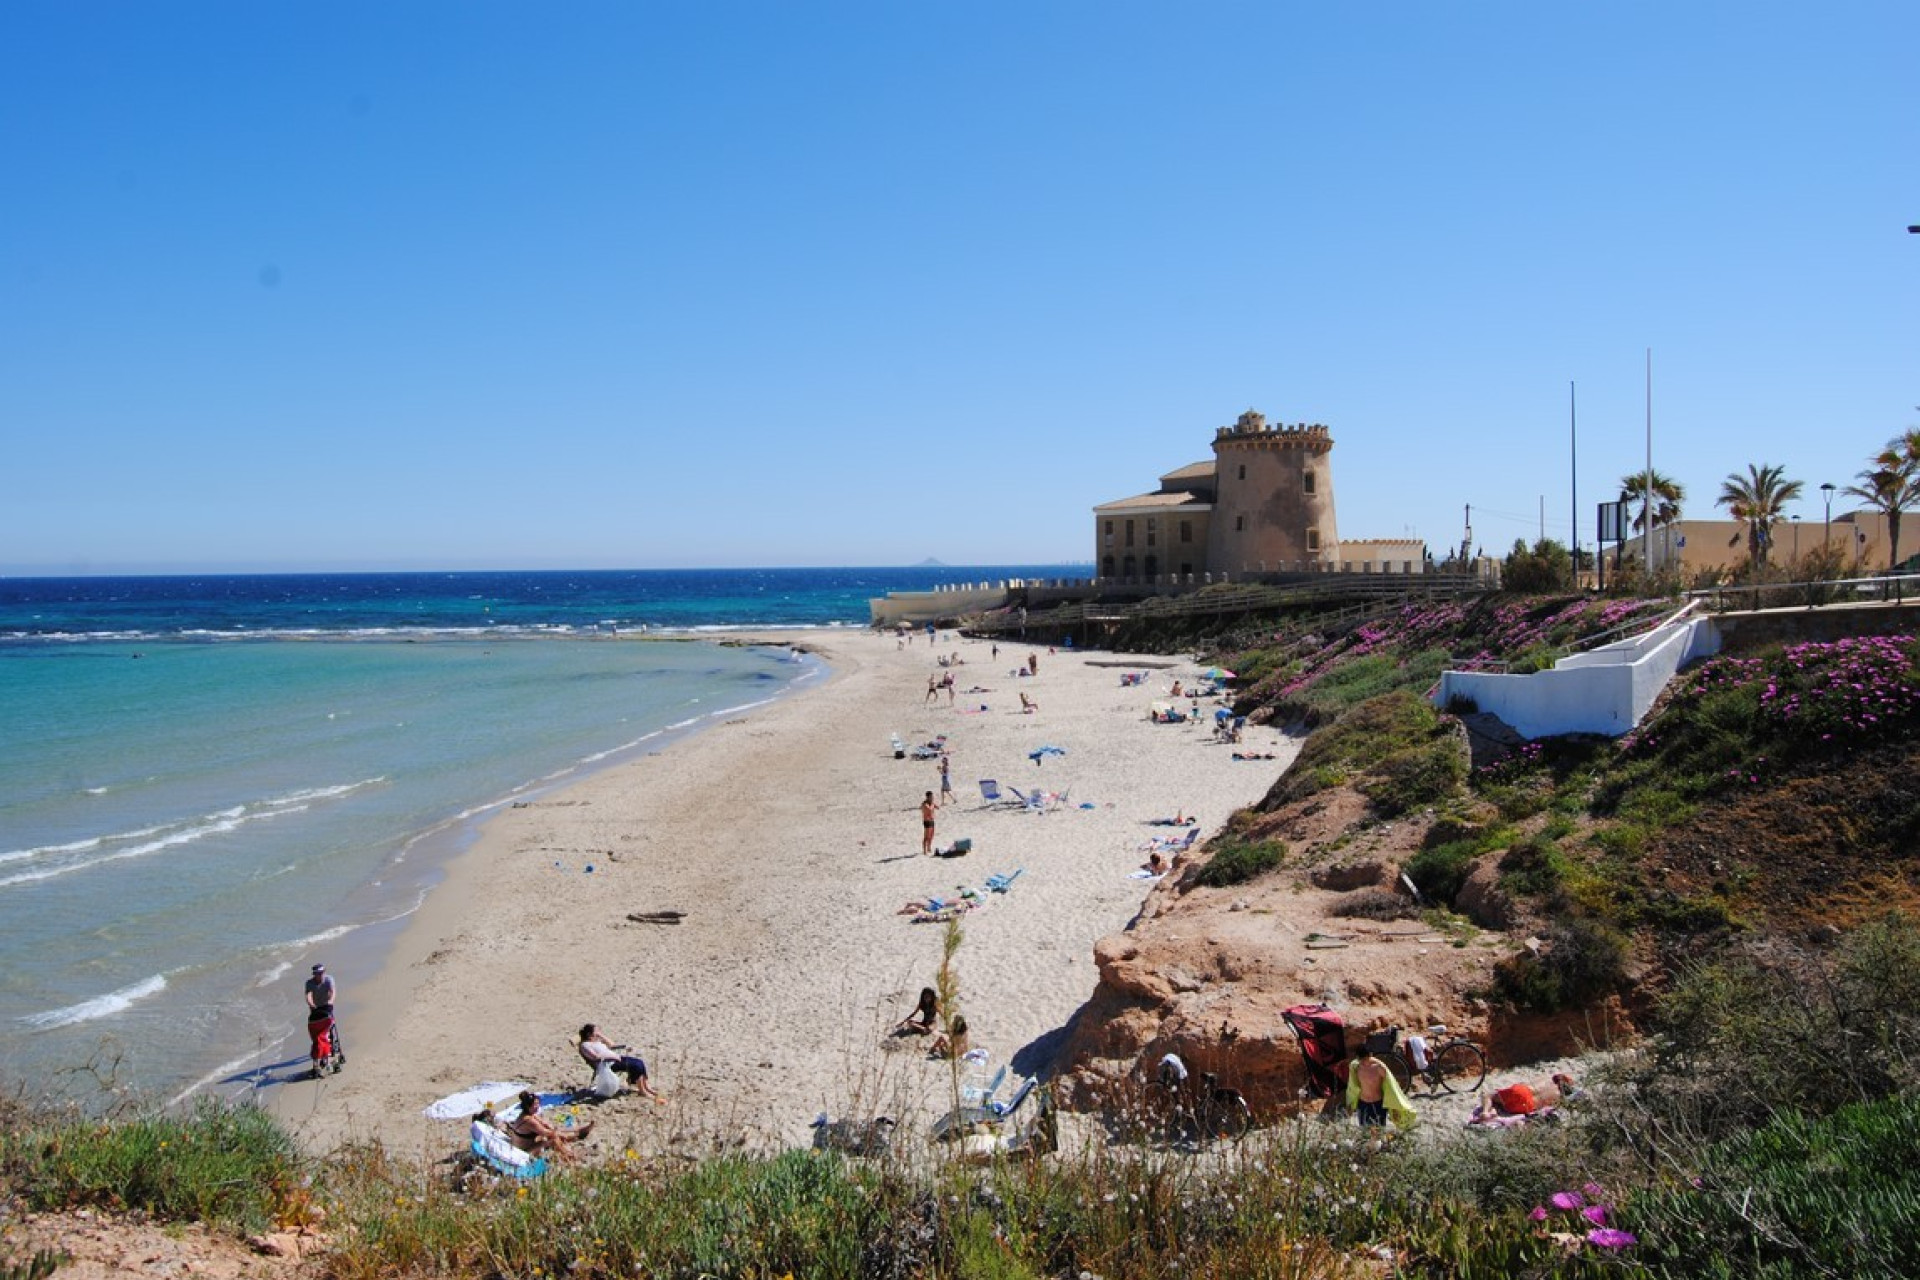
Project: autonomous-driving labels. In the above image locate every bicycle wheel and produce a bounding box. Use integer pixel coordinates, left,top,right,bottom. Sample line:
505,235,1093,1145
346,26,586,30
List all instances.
1204,1089,1252,1141
1384,1051,1417,1096
1141,1080,1188,1143
1428,1041,1486,1095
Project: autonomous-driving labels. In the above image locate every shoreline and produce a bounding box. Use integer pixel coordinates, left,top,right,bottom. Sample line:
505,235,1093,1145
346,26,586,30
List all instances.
273,629,1300,1161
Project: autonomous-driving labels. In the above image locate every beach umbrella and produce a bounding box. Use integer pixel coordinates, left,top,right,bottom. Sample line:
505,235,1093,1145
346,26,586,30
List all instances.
1203,667,1236,680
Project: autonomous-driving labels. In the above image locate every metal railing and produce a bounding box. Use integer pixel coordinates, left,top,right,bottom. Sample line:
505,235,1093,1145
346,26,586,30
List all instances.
1689,572,1916,614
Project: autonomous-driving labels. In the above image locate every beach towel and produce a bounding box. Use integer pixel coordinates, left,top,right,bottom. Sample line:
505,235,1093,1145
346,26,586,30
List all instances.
424,1081,534,1121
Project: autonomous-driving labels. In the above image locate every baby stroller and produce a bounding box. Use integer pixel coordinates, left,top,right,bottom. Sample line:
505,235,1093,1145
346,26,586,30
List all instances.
1282,1003,1348,1100
308,1005,346,1077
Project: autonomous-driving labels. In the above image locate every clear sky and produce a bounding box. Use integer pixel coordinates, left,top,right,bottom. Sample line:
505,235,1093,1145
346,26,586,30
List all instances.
4,2,1915,574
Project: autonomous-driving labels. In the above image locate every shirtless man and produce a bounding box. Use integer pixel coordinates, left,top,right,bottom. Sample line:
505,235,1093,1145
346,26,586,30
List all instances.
1344,1036,1416,1129
920,790,938,856
1349,1045,1392,1127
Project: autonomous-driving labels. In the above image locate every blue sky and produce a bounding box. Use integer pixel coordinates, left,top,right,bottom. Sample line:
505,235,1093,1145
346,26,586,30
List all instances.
4,2,1915,573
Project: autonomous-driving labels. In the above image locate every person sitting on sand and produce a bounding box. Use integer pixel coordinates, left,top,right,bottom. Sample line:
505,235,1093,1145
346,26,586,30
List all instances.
508,1090,593,1164
1019,691,1037,713
894,987,940,1036
1169,680,1183,698
1142,852,1167,875
579,1023,666,1103
929,1014,970,1060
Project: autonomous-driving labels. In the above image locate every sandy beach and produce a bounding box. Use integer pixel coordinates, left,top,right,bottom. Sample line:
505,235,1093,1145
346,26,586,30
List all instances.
273,630,1300,1162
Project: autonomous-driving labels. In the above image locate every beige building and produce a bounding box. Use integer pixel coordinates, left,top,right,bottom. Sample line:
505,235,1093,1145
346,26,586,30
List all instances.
1094,410,1349,582
1636,509,1906,578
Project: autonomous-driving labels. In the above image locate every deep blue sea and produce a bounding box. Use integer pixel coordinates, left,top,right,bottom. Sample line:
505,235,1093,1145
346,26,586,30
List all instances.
0,567,1069,1102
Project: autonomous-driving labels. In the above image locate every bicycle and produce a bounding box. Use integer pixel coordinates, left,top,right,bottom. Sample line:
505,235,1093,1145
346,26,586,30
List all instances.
1146,1059,1252,1142
1380,1025,1485,1096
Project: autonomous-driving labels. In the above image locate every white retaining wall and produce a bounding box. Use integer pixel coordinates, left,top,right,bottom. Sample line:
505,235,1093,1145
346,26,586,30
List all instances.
1433,610,1721,739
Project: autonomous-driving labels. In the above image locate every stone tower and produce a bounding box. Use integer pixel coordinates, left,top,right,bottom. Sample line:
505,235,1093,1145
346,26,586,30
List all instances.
1205,410,1339,573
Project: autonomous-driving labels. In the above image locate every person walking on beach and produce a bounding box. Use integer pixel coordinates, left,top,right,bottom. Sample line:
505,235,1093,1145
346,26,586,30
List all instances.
938,754,955,804
921,790,939,856
942,671,956,706
925,674,940,704
304,962,336,1016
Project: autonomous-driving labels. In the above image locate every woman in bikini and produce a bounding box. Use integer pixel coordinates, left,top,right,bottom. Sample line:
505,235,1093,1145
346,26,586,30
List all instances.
508,1090,594,1164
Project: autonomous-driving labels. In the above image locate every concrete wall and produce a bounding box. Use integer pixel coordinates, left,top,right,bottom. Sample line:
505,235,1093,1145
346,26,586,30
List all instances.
1434,611,1720,739
869,584,1014,628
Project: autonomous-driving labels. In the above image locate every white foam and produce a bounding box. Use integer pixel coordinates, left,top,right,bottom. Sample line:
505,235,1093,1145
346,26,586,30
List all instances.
21,973,167,1029
0,780,384,889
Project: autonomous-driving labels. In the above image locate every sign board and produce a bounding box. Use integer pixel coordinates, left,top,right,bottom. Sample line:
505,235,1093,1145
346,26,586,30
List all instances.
1596,501,1629,544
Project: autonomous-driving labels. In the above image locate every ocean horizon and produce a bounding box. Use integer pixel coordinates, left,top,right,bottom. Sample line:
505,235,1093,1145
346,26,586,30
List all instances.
0,566,1072,1103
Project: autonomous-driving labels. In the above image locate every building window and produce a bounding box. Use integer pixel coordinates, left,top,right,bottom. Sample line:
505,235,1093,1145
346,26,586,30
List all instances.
1144,554,1158,578
1238,464,1246,481
1104,519,1113,538
1146,519,1156,547
1307,529,1321,552
1125,519,1135,547
1235,515,1245,532
1102,554,1115,577
1303,469,1315,495
1179,561,1193,577
1123,555,1137,578
1179,520,1192,544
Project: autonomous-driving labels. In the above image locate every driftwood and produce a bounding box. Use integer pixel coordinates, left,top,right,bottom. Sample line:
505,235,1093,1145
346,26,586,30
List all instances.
626,910,686,925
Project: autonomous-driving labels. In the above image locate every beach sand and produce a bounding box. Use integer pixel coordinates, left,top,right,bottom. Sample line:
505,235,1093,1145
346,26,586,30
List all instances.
273,630,1299,1163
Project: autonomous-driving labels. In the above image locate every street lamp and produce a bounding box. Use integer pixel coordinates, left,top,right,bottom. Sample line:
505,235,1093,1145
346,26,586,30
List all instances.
1792,514,1801,567
1821,482,1836,550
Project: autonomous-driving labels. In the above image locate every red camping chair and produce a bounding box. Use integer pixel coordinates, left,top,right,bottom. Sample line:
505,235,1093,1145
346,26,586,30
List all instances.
1282,1004,1348,1099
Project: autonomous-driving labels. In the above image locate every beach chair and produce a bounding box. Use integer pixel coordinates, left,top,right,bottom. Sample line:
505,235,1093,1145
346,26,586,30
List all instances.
985,868,1023,893
979,779,1018,808
962,1064,1008,1107
582,1059,623,1100
469,1121,549,1180
990,1075,1039,1119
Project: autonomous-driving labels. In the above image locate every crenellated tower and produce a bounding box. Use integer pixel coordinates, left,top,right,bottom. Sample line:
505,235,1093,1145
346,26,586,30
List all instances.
1205,410,1339,573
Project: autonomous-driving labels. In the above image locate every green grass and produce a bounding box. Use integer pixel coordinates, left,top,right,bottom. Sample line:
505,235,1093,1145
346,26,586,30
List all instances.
1191,836,1289,887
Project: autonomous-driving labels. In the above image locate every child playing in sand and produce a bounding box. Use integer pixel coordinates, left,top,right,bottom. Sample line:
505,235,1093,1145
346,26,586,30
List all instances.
929,1015,970,1060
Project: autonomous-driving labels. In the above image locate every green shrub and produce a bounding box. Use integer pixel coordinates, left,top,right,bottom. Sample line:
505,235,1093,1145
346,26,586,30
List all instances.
1332,887,1418,920
1361,740,1467,816
0,1099,302,1234
1493,916,1629,1013
1193,837,1289,887
1628,1094,1920,1280
1497,835,1565,899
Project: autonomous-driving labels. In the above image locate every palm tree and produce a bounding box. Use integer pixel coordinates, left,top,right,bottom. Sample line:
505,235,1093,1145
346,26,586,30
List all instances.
1845,436,1920,571
1717,463,1804,575
1620,468,1686,535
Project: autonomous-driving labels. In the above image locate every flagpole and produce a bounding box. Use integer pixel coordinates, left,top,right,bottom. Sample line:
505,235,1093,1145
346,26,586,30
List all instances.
1644,349,1653,574
1570,381,1578,586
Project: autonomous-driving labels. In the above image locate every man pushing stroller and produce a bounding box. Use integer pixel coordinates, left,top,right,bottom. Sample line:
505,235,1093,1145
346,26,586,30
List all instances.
305,962,345,1077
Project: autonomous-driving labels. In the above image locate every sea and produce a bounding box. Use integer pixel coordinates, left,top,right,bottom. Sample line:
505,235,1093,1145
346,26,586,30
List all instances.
0,566,1072,1104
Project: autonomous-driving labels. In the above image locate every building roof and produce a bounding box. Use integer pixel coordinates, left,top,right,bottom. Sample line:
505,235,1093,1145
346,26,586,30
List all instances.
1093,490,1213,514
1159,460,1216,487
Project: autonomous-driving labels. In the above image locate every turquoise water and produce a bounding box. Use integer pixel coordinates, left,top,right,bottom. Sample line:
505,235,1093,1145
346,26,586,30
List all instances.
0,635,815,1100
0,566,1076,1101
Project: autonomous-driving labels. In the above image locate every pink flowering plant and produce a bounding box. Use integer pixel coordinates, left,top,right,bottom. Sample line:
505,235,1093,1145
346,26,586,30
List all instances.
1528,1183,1639,1253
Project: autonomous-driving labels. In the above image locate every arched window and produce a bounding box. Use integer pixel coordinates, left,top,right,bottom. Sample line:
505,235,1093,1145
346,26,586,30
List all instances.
1102,555,1116,578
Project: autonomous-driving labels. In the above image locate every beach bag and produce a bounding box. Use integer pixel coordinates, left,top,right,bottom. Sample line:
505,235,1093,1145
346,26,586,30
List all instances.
1491,1083,1537,1116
